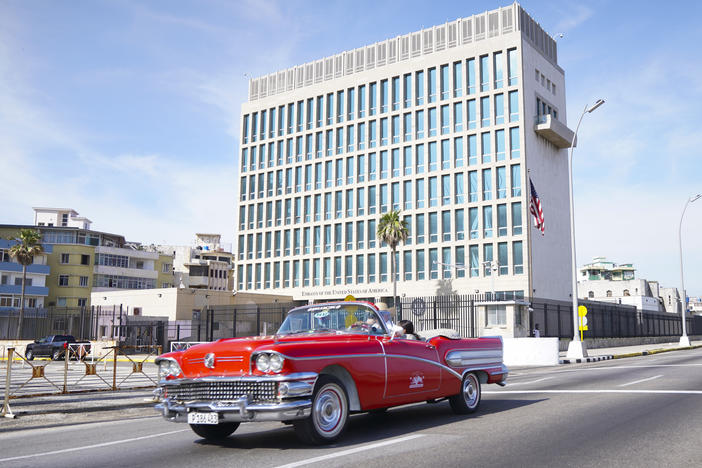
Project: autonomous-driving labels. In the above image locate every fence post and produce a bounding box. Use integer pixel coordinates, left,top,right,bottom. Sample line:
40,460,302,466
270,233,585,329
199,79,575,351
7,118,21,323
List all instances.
233,308,238,338
1,348,14,418
112,346,118,391
433,298,438,329
63,345,69,394
256,306,261,336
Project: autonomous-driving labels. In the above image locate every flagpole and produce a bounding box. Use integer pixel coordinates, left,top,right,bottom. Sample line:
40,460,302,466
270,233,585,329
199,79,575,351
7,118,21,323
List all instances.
566,99,604,360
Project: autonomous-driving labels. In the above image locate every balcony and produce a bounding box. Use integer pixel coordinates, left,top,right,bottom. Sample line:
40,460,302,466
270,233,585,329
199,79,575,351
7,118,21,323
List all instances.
534,115,575,149
0,262,50,275
0,284,49,296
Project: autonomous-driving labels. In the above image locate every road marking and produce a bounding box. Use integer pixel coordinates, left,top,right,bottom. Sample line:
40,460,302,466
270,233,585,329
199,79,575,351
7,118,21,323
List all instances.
507,377,553,386
618,375,663,387
484,389,702,395
0,429,188,462
272,434,425,468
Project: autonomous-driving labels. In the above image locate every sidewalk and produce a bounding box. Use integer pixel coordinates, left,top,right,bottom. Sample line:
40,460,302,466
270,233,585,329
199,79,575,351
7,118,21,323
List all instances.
559,339,702,364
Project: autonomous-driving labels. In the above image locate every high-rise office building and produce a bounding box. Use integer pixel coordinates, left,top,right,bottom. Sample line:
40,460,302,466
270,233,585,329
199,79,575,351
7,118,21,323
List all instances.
236,3,575,304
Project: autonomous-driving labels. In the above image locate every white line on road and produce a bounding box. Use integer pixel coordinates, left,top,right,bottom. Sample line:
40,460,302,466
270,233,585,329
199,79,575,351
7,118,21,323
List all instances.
618,375,663,387
0,428,188,462
484,389,702,395
272,434,425,468
507,377,554,386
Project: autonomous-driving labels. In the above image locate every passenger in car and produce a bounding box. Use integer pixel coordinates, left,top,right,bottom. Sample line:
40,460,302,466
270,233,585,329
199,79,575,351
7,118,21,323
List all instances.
398,320,421,340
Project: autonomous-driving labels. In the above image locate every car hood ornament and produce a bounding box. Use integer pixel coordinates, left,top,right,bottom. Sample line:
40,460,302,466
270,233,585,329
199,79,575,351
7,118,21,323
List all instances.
204,353,215,369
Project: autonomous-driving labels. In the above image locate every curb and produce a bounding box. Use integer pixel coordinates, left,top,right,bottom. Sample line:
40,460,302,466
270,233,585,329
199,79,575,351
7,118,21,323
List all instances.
559,355,613,365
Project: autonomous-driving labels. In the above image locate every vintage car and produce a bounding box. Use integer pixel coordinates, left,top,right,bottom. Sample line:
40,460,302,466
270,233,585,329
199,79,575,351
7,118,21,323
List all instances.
154,301,507,444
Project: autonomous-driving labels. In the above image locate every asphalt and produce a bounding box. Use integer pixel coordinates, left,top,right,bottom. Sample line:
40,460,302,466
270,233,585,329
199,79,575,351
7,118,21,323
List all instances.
1,340,700,433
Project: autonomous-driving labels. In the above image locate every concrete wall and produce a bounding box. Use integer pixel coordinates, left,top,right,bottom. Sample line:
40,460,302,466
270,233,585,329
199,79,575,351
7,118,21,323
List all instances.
558,335,702,352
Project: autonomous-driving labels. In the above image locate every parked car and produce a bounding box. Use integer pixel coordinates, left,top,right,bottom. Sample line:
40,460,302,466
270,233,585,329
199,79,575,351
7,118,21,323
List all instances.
25,335,91,361
154,301,507,444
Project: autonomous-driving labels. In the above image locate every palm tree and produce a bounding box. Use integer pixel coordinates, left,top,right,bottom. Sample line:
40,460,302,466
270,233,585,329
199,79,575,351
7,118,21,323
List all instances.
377,210,409,315
9,229,43,339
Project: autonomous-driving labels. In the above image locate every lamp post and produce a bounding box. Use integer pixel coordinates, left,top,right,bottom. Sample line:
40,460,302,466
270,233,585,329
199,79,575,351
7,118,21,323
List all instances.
678,193,701,347
566,99,605,360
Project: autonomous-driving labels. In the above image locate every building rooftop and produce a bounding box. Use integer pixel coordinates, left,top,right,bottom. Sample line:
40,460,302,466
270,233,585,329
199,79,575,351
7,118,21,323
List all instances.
247,2,558,102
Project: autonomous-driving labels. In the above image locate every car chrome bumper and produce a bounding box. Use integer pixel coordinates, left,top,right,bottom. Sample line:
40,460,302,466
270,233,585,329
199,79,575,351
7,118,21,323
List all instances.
155,396,312,423
154,372,317,423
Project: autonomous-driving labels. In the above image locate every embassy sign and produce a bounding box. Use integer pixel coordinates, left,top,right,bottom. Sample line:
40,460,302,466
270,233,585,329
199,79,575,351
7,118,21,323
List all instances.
300,286,390,297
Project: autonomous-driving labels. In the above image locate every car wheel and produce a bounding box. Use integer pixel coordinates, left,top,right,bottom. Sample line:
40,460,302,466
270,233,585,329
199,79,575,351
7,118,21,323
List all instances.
189,422,240,441
52,349,62,361
25,349,34,361
449,372,481,414
294,375,349,445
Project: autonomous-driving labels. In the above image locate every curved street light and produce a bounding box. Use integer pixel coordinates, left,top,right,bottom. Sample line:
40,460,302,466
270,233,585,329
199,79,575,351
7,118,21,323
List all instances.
678,193,701,347
566,99,605,360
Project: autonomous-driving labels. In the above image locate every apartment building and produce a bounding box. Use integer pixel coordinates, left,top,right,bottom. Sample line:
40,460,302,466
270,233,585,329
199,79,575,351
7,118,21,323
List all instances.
236,3,575,304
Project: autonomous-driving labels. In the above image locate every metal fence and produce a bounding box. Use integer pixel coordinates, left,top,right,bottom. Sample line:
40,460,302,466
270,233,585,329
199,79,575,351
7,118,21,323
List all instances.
0,307,94,340
529,297,702,339
398,294,480,338
199,303,298,342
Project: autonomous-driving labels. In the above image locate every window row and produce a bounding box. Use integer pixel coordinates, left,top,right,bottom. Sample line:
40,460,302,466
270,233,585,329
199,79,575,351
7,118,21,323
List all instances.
239,166,522,229
241,95,520,172
57,274,90,287
242,49,519,144
236,240,524,290
240,130,521,200
237,203,523,260
93,275,156,289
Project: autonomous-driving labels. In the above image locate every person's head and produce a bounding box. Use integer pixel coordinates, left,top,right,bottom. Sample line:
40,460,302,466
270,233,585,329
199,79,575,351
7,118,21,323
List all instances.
534,323,540,330
398,319,415,335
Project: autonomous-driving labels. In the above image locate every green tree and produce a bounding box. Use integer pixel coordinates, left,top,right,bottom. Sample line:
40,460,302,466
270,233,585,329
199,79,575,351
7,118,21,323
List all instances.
9,229,43,339
376,210,409,315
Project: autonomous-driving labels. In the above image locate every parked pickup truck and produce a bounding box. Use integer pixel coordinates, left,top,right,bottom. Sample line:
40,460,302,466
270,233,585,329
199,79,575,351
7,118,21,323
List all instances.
25,335,91,361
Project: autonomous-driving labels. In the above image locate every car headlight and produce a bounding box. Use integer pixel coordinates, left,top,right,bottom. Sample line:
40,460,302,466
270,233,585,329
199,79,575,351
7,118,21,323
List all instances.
256,353,270,372
157,358,182,379
254,352,285,373
269,353,284,373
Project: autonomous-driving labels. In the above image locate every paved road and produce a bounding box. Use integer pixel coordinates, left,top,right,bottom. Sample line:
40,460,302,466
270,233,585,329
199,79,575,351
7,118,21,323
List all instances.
1,349,701,468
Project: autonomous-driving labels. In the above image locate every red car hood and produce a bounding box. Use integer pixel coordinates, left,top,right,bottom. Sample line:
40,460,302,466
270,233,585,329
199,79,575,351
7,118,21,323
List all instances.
173,333,373,378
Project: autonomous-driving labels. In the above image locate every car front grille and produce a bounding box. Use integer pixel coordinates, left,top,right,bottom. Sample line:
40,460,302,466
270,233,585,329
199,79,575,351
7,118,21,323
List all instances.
165,380,277,402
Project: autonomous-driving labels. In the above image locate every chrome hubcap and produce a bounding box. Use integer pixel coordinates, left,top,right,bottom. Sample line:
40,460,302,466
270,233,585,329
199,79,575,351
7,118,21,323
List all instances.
463,375,479,407
314,385,344,434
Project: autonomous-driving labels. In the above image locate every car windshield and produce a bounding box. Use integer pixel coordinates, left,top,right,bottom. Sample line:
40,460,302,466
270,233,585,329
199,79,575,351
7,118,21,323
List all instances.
277,303,388,336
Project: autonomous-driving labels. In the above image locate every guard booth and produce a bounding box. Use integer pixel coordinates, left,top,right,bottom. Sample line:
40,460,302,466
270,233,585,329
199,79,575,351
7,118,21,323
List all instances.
476,299,531,338
120,315,167,352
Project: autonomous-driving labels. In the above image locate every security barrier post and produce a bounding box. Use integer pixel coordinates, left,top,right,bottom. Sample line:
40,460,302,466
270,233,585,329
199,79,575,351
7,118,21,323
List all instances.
1,348,14,418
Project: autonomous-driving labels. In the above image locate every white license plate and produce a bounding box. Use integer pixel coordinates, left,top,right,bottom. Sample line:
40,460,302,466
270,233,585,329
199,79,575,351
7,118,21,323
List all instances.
187,412,219,425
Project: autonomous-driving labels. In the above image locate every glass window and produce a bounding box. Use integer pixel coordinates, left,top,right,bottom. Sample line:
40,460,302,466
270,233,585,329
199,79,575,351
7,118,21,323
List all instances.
484,243,493,277
442,247,452,278
345,256,353,284
441,174,451,205
510,127,520,159
346,156,355,184
512,202,522,235
380,118,388,146
428,107,437,137
428,67,436,103
313,258,321,286
356,220,365,249
453,61,462,97
392,115,400,144
334,224,342,251
404,214,412,245
404,73,412,108
498,242,508,275
497,166,507,198
392,148,400,177
324,257,331,285
357,187,365,215
442,210,451,241
392,76,400,111
416,250,425,280
316,96,324,127
358,85,366,118
469,170,478,202
497,204,508,237
441,139,450,170
507,48,518,86
429,176,438,207
368,253,376,282
336,128,344,154
416,178,425,209
347,88,355,120
369,82,377,116
403,113,412,142
357,153,366,182
369,185,377,214
324,225,332,252
334,256,342,285
513,241,523,274
454,102,463,132
511,164,521,197
496,129,506,162
483,168,492,200
369,120,377,148
429,248,438,279
455,173,464,203
337,90,345,123
467,99,476,129
346,189,354,217
483,206,493,238
466,58,475,94
429,212,438,243
369,152,377,180
404,180,412,210
379,252,388,282
428,142,437,172
368,219,376,248
481,132,491,163
495,94,504,125
392,182,400,210
416,213,425,244
415,70,424,105
404,251,412,280
416,143,425,174
455,209,465,241
380,151,389,179
326,93,334,125
441,105,449,135
380,184,388,212
346,222,353,250
454,136,464,168
440,64,449,100
480,96,490,127
480,55,489,92
469,245,479,277
509,91,519,122
356,255,365,283
380,79,388,113
347,125,355,152
494,51,503,89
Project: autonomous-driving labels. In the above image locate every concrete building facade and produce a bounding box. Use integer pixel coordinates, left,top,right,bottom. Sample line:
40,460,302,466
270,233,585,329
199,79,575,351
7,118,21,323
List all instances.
236,4,575,305
0,239,52,310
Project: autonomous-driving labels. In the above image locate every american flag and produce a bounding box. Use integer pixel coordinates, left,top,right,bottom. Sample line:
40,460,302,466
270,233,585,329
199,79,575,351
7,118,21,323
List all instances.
529,178,545,235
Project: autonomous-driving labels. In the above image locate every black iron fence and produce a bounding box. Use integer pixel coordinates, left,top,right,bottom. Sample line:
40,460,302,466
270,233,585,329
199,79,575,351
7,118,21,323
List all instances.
398,294,481,338
0,307,94,340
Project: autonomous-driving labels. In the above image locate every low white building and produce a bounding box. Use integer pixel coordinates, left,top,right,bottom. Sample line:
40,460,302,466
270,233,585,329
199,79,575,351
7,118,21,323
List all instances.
33,207,92,229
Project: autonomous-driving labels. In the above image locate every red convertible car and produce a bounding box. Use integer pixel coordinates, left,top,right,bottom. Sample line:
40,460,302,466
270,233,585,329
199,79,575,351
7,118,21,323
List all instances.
154,301,507,444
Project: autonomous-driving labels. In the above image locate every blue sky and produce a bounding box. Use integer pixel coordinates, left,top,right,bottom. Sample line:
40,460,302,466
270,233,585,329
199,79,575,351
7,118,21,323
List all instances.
1,0,701,296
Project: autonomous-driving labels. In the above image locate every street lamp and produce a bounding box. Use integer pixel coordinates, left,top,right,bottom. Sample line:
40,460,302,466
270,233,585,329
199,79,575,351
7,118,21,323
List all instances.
566,99,605,360
678,193,701,347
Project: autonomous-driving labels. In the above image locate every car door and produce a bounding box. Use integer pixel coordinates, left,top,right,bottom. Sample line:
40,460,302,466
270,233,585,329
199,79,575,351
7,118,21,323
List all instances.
382,337,442,400
36,336,52,356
